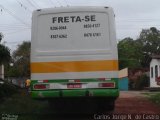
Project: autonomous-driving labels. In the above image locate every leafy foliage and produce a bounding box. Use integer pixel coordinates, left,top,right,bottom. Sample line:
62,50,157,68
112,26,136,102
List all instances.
0,45,10,65
0,32,11,64
0,32,3,42
118,27,160,69
7,41,31,77
118,37,142,69
0,82,18,99
135,74,150,90
138,27,160,67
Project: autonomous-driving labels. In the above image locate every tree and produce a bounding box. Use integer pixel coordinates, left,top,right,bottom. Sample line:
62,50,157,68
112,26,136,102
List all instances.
0,44,10,64
0,32,4,42
9,41,31,77
118,37,142,69
138,27,160,67
118,27,160,69
0,33,10,64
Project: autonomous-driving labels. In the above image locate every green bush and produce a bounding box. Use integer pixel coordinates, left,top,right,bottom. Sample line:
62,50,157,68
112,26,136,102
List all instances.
135,74,150,90
129,81,135,90
0,82,18,99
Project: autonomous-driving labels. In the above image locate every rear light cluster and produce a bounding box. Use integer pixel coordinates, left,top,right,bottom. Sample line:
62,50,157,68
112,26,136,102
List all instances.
34,84,49,89
99,82,115,88
68,79,81,82
35,80,49,89
38,80,49,83
98,78,111,81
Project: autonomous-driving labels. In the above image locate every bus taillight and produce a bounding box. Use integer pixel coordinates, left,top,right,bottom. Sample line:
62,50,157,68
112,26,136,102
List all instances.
99,82,115,88
34,84,48,89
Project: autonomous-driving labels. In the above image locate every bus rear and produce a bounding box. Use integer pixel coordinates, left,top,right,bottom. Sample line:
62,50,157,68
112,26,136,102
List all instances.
31,6,119,111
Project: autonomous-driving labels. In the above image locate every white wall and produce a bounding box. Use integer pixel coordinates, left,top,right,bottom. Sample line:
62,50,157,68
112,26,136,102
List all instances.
150,59,160,87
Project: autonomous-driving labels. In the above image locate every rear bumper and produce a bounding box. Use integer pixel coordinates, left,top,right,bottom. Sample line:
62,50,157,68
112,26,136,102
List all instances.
31,89,119,99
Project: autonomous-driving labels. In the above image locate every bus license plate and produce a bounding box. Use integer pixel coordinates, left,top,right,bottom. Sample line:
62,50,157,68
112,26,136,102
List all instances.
67,83,82,88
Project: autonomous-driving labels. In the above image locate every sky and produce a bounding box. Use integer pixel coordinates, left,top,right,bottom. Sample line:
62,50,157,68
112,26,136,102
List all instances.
0,0,160,51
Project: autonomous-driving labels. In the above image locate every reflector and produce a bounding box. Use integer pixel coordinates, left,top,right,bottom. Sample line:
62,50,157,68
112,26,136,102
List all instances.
43,80,49,83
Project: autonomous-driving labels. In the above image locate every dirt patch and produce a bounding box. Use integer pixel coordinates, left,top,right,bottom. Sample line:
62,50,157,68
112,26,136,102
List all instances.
114,91,160,114
119,91,146,98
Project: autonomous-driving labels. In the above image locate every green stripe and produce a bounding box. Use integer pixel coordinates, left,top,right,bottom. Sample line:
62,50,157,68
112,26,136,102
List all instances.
31,89,119,98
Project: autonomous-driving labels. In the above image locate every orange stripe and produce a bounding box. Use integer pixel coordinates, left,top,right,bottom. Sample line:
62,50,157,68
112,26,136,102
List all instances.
31,60,118,73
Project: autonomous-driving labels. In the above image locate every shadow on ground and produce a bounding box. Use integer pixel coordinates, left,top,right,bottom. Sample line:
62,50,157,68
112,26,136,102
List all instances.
0,93,113,120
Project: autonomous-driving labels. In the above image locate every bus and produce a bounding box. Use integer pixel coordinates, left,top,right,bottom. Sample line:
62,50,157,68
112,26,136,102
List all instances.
30,6,119,111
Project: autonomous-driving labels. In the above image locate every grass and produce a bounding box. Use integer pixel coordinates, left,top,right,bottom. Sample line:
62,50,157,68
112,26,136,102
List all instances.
0,90,110,120
149,93,160,105
0,92,90,120
142,92,160,106
0,92,51,120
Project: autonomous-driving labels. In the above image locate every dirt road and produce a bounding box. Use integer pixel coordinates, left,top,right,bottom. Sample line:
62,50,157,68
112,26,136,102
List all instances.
46,91,160,120
113,91,160,114
1,91,159,120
